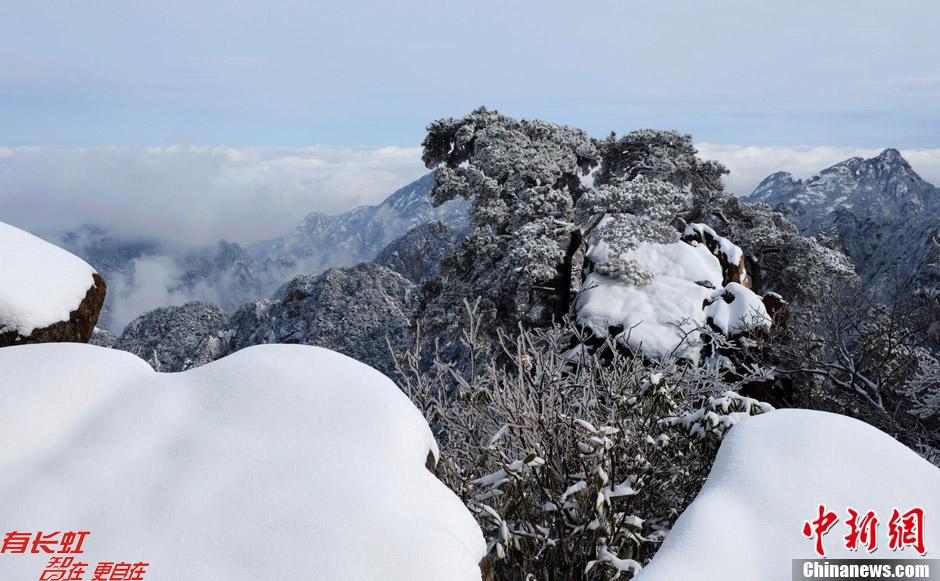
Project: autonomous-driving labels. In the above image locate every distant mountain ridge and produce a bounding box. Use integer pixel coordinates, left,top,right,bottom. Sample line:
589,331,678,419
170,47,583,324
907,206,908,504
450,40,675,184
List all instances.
62,171,468,331
248,171,468,295
746,149,940,297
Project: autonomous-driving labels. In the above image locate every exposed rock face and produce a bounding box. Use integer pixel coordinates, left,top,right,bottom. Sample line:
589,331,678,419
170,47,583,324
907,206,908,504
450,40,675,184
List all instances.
116,302,230,372
227,264,417,376
375,221,462,283
0,273,107,347
746,149,940,298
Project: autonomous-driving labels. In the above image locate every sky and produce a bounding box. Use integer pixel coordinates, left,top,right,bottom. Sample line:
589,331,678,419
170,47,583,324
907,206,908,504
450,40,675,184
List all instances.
1,0,938,147
0,0,939,244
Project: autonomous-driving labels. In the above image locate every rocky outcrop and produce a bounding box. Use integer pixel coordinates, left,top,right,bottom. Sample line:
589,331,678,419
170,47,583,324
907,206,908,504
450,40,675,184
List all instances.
375,221,461,283
0,273,107,347
109,264,419,375
227,263,417,376
116,302,230,371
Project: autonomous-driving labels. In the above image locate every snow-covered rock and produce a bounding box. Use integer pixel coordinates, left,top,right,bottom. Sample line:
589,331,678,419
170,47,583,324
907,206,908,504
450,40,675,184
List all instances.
577,219,775,362
0,343,486,580
0,221,106,346
578,239,723,360
636,410,940,581
682,222,749,287
704,282,771,336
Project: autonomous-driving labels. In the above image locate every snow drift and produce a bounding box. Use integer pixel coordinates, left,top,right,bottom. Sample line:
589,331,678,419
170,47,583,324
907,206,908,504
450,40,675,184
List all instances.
0,343,486,580
636,410,940,581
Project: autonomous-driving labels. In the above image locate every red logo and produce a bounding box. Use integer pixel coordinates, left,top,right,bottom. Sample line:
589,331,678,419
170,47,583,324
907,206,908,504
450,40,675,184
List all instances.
802,505,927,557
0,531,150,580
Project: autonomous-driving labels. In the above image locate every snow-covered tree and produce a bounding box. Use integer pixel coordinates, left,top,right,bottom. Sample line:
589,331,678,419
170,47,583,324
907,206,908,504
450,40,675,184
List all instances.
594,129,727,202
418,107,599,346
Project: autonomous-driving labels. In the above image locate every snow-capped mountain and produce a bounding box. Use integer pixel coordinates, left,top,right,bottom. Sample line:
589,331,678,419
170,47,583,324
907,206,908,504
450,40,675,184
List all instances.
746,149,940,298
248,172,468,295
60,172,468,332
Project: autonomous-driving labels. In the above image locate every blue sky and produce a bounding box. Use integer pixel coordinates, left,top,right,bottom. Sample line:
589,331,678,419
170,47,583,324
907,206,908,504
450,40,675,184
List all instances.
2,0,938,147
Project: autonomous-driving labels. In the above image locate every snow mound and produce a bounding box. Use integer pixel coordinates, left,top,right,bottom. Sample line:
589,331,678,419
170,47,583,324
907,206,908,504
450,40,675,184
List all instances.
578,240,722,360
637,410,940,581
0,343,486,580
0,221,98,336
684,223,744,266
704,282,771,336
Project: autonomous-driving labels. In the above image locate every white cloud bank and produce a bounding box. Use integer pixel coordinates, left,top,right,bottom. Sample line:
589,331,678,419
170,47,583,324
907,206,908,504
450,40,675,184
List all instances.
0,145,426,245
0,144,938,248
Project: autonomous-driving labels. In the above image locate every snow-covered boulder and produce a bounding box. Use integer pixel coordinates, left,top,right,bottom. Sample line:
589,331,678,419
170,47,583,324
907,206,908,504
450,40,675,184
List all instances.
0,343,486,580
577,218,776,361
578,239,723,360
682,222,750,287
704,282,771,337
636,410,940,581
0,221,106,346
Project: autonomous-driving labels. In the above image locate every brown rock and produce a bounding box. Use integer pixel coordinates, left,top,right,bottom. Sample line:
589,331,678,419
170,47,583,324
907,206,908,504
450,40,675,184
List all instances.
761,291,790,329
0,273,107,347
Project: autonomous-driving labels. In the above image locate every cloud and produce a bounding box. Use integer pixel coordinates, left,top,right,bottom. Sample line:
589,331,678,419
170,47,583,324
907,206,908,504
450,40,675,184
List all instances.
696,144,940,195
0,145,426,245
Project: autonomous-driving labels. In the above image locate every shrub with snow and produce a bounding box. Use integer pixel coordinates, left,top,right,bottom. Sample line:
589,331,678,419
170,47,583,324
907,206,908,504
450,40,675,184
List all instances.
393,306,774,580
0,343,486,580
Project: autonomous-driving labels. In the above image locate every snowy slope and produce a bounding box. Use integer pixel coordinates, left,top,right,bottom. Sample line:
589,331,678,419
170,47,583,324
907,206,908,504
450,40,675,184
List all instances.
636,410,940,581
0,343,485,580
0,221,98,336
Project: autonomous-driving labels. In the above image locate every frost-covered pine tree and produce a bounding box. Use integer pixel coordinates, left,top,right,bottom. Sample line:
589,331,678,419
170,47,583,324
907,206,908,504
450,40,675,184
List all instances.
417,107,599,346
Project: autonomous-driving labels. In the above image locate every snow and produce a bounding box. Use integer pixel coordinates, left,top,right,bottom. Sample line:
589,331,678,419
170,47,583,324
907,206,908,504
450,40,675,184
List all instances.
636,410,940,581
704,282,771,335
578,240,722,360
0,221,98,336
0,343,486,580
684,223,744,266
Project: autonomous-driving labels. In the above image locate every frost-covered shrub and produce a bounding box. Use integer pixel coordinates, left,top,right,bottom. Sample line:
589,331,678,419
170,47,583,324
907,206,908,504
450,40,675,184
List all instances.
768,281,940,465
392,303,773,580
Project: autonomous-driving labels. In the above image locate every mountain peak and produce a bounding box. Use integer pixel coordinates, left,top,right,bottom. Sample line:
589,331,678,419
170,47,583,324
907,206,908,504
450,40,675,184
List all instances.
745,148,938,236
877,147,902,161
872,147,913,173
